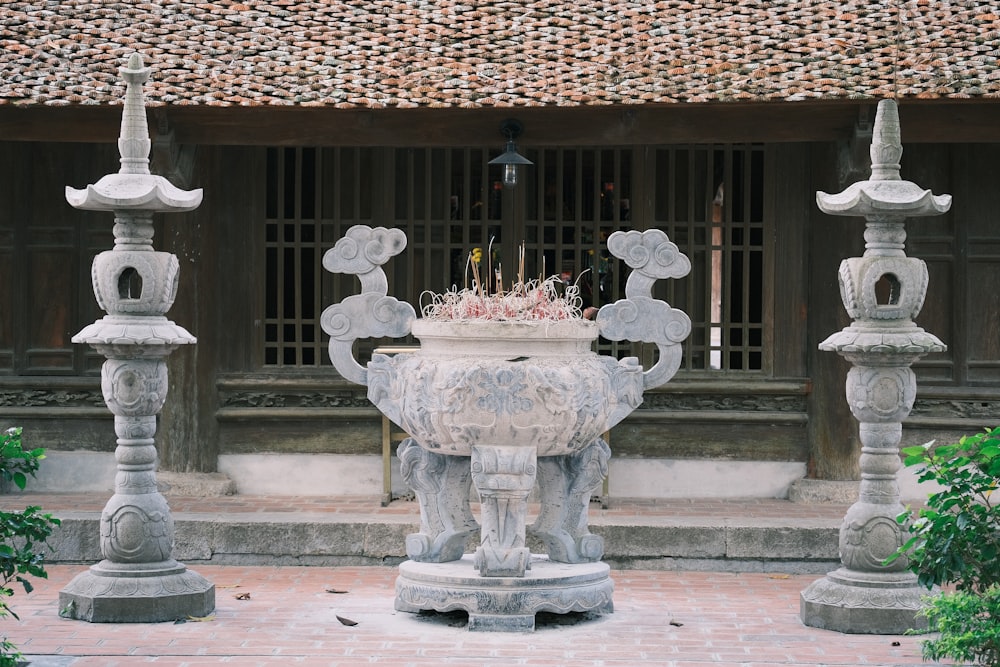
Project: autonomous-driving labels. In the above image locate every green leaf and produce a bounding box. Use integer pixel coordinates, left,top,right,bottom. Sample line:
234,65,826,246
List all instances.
10,472,25,491
901,445,928,458
937,443,960,459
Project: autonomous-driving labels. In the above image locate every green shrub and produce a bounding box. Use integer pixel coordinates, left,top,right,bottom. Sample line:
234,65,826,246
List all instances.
0,427,60,667
0,427,46,493
890,426,1000,666
894,426,1000,593
918,586,1000,667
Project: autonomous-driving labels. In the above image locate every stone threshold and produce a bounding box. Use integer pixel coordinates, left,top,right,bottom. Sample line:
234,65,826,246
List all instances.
11,493,847,574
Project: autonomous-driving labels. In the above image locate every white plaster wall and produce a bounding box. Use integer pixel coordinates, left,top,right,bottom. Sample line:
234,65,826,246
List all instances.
606,458,939,501
28,450,115,493
897,464,944,502
609,459,807,499
218,454,811,499
217,453,393,496
24,451,944,501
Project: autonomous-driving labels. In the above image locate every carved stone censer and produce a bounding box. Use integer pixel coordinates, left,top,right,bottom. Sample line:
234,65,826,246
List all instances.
322,225,691,631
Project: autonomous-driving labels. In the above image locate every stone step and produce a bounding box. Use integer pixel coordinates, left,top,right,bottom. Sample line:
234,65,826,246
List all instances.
3,493,849,574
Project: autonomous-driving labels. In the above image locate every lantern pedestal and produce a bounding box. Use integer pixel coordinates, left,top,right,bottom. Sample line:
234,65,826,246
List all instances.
801,568,926,634
60,561,214,623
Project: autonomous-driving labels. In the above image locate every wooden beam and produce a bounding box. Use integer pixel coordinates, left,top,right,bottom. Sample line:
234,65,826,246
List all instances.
2,101,998,147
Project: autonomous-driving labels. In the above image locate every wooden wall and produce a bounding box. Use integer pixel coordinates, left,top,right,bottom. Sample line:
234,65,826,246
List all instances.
1,134,997,485
0,142,114,453
901,143,1000,451
197,142,812,468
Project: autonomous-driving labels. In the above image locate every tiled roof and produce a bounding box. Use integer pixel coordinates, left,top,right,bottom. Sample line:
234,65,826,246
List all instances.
2,1,999,109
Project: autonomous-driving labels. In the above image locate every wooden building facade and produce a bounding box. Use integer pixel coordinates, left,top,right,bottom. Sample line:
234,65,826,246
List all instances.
2,101,998,496
1,0,998,496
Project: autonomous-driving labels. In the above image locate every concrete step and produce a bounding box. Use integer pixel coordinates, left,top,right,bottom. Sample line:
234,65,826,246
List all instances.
1,493,850,574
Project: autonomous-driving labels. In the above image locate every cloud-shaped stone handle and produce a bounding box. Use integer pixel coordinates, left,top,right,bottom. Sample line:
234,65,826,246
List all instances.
320,225,415,385
596,229,692,390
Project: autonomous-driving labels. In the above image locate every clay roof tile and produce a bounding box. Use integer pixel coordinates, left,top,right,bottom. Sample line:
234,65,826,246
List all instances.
2,0,998,108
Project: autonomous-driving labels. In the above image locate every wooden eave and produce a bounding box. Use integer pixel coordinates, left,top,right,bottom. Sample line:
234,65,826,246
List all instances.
2,100,999,147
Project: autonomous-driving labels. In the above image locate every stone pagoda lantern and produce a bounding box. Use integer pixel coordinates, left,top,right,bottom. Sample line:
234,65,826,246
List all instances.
800,99,950,634
58,54,215,622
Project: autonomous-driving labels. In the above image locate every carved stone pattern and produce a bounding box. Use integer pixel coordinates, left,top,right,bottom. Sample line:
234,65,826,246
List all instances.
61,569,212,599
374,354,640,456
909,398,1000,420
91,250,180,317
397,439,478,563
800,577,923,611
840,514,908,572
472,445,536,577
116,415,157,440
100,502,174,563
219,391,372,409
598,228,692,390
320,225,415,386
636,393,807,413
858,256,929,321
396,580,614,616
115,470,158,494
846,366,916,424
531,438,610,563
101,359,168,417
838,260,859,316
0,389,106,408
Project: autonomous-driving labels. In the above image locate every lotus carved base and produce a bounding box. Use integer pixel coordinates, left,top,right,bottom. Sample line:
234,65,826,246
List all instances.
395,555,613,632
59,560,215,623
800,568,929,634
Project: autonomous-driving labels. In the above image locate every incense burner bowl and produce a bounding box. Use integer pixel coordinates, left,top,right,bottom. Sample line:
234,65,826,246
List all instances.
321,224,690,630
369,319,643,458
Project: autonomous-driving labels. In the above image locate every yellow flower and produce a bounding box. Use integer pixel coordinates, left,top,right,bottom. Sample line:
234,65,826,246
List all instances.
471,248,483,264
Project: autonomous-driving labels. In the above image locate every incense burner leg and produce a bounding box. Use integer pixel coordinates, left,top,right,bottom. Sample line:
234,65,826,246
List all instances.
471,445,536,577
397,439,478,563
529,438,609,563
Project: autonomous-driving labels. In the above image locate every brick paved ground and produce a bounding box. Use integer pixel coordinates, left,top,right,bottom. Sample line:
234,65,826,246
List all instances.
6,564,951,667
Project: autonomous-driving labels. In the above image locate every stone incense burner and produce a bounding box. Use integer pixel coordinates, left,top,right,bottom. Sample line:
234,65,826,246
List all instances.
322,225,690,630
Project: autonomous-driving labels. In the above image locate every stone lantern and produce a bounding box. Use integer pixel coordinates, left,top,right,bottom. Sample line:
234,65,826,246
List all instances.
58,54,215,622
800,99,950,634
